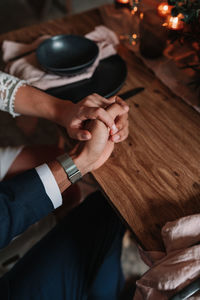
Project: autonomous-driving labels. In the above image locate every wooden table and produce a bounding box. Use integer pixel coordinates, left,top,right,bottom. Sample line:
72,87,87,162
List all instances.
1,7,200,251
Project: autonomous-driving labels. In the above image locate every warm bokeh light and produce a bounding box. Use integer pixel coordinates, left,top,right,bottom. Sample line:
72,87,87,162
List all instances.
116,0,129,3
163,13,184,30
131,6,138,14
115,0,130,9
157,2,172,17
140,12,144,19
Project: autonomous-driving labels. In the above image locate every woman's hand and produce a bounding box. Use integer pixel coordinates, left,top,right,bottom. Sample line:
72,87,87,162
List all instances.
107,99,129,143
56,94,129,141
110,112,129,143
14,85,129,142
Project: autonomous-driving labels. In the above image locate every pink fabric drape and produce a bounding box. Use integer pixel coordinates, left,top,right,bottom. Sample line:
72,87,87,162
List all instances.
134,214,200,299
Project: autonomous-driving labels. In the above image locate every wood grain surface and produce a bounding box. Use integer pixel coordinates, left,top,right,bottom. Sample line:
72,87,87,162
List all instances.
94,46,200,250
1,7,200,251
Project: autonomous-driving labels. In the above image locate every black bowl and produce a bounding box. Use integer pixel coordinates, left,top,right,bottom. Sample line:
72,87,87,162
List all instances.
36,35,99,74
47,65,91,76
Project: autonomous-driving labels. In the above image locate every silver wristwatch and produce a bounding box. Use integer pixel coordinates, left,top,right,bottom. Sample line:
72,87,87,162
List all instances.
56,153,82,184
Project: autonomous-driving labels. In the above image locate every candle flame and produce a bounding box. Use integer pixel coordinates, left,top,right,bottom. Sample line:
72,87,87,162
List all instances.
165,14,184,30
157,2,172,17
117,0,129,3
163,5,168,11
170,16,178,29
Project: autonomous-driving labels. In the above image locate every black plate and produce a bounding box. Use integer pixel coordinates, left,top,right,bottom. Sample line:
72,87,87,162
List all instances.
46,54,127,103
36,35,99,73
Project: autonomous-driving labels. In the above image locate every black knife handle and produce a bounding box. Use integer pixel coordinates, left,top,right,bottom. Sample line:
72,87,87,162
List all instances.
118,87,144,101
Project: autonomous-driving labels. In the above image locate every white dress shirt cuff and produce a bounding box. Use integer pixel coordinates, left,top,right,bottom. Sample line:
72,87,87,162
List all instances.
35,163,62,209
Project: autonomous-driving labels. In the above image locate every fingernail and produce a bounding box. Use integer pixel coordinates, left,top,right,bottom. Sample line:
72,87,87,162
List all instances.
82,134,90,140
113,135,120,142
111,124,118,134
124,105,129,112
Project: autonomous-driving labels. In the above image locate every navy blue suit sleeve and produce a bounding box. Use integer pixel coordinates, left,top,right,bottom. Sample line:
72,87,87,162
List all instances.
0,169,54,249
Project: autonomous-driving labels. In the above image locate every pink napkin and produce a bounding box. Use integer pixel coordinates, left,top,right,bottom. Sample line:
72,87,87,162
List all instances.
134,214,200,299
2,26,118,90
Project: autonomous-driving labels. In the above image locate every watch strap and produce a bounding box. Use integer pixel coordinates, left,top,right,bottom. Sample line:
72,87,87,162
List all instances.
56,153,82,184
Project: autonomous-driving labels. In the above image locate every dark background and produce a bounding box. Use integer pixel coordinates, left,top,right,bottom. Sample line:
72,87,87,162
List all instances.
0,0,112,34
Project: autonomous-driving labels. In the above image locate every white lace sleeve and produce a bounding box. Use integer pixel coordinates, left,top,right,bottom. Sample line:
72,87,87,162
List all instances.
0,71,27,117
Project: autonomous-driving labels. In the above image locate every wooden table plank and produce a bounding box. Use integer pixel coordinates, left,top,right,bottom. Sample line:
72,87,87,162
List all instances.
1,7,200,251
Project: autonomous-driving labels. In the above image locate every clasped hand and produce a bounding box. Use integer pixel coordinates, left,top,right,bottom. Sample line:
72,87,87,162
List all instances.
70,99,129,176
57,93,129,143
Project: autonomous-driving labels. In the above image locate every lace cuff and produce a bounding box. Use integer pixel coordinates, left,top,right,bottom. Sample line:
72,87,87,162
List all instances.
0,71,27,117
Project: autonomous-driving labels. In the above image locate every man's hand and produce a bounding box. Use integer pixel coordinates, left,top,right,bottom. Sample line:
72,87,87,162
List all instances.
71,102,129,175
48,101,129,193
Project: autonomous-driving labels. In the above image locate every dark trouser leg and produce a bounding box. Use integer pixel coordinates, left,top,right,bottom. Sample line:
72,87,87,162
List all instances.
88,232,125,300
0,192,125,300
